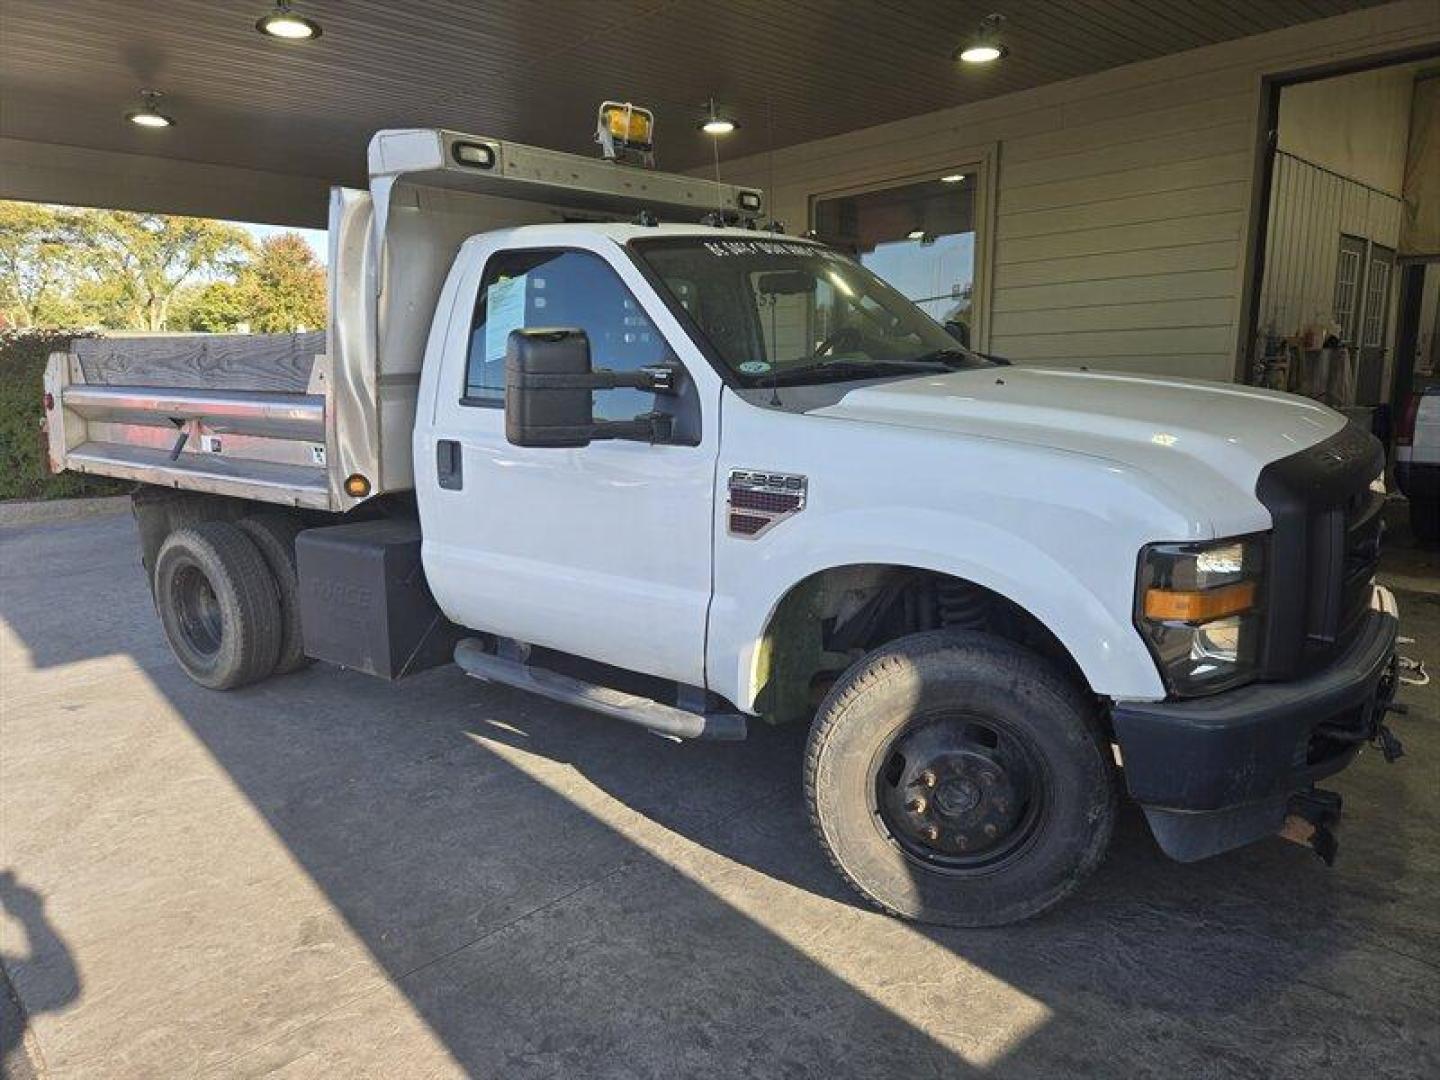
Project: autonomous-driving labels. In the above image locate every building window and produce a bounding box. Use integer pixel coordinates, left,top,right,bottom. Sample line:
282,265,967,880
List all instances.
813,172,978,342
1333,239,1362,345
1362,256,1390,348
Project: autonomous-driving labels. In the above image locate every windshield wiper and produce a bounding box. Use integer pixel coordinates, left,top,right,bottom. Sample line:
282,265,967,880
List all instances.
911,346,1010,368
910,346,1007,368
767,358,952,386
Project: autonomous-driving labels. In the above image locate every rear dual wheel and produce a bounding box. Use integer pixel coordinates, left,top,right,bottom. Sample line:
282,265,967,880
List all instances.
805,630,1115,927
153,516,309,689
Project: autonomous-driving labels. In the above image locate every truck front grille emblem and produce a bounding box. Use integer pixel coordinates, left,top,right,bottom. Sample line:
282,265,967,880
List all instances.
727,470,806,539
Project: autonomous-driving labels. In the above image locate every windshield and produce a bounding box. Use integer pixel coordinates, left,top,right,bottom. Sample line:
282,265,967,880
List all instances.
631,237,992,388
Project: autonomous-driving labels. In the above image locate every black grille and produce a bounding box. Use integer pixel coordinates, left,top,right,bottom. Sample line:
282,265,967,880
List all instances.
729,489,802,514
729,513,769,535
1255,423,1384,680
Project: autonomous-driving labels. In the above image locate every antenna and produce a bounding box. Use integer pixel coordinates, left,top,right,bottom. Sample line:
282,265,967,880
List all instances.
767,97,777,232
766,92,782,407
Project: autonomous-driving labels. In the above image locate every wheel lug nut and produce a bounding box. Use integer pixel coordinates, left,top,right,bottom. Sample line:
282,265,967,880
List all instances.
983,823,998,838
924,824,940,841
920,770,937,787
907,796,927,814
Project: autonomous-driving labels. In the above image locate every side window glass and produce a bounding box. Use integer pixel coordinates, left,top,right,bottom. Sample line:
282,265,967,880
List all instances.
464,249,671,420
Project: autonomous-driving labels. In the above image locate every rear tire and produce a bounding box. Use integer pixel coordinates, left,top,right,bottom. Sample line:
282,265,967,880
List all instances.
154,522,282,689
238,514,312,675
805,630,1115,927
1411,499,1439,545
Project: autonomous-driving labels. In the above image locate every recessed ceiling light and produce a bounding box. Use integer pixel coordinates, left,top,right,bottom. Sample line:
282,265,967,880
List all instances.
958,44,1004,63
955,13,1007,64
940,173,966,183
256,2,322,40
698,98,738,136
125,89,174,128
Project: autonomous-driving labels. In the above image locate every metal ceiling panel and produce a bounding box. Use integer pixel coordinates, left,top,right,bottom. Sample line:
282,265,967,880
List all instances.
0,0,1394,187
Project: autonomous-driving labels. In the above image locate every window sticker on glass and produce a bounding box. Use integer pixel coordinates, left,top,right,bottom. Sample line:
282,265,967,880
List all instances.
484,274,528,362
701,239,823,259
738,361,772,375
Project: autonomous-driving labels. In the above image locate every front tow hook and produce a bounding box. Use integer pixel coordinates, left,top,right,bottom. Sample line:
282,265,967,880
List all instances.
1279,787,1343,866
1376,702,1406,763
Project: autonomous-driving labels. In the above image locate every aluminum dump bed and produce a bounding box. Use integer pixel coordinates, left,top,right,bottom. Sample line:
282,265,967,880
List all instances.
45,127,763,512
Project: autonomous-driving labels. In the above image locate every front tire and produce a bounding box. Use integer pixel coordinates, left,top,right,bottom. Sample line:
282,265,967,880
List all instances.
805,631,1115,927
154,522,283,690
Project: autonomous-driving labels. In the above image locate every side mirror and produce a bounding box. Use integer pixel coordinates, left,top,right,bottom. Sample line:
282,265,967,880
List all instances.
505,328,595,448
504,328,680,449
945,320,971,349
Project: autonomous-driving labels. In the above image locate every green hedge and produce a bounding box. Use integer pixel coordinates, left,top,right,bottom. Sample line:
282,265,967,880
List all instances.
0,330,129,500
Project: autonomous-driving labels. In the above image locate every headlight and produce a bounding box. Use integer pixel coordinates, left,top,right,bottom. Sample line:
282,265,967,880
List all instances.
1136,535,1267,696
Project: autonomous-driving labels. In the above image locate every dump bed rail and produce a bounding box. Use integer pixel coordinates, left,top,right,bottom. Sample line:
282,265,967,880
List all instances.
45,332,338,510
44,126,767,512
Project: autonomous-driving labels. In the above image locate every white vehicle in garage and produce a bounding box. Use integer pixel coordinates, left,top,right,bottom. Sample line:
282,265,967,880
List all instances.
1397,385,1440,542
43,127,1409,926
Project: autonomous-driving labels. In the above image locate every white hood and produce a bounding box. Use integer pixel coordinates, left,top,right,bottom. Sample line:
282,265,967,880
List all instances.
808,366,1349,536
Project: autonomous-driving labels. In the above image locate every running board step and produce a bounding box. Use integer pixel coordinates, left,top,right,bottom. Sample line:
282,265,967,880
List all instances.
454,638,747,741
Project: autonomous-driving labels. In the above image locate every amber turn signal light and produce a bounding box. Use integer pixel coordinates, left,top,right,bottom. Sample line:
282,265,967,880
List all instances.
1143,581,1257,622
344,473,371,498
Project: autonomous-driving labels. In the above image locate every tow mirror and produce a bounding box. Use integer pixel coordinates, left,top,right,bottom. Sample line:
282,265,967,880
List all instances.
504,328,680,449
505,329,595,448
945,320,971,348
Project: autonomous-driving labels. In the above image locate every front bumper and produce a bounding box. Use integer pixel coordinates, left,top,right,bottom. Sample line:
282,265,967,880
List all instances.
1111,584,1401,861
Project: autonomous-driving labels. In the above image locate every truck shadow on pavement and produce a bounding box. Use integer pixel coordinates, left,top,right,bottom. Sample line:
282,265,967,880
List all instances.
1,514,1436,1076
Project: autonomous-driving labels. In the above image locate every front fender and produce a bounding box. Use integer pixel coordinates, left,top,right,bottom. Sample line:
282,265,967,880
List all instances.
707,394,1212,714
708,504,1167,713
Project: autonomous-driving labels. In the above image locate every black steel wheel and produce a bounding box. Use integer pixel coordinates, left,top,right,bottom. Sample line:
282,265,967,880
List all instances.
805,630,1115,926
171,561,225,658
874,713,1048,873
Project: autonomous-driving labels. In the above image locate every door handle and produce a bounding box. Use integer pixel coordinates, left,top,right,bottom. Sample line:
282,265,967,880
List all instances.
436,439,463,490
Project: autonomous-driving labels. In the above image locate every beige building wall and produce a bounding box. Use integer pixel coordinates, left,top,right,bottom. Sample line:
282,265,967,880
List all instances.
711,0,1440,383
1257,153,1404,341
1278,63,1419,193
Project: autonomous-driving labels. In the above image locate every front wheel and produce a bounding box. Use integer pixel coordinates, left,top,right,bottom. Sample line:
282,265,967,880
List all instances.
804,631,1115,927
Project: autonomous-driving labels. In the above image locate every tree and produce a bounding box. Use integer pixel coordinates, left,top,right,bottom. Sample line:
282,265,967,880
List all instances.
171,280,249,333
237,233,326,332
0,202,76,328
65,211,253,331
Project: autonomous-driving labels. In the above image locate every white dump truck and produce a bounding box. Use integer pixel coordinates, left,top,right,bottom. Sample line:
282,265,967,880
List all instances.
45,127,1408,926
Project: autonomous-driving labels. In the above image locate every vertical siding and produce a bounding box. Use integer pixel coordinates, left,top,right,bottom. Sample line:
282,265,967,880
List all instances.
708,0,1439,382
1257,151,1403,339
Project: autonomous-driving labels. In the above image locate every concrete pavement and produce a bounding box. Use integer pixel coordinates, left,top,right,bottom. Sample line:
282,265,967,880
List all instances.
2,511,1437,1078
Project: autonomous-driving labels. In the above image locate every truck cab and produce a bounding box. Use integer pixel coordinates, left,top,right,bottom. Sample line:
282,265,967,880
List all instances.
44,127,1409,927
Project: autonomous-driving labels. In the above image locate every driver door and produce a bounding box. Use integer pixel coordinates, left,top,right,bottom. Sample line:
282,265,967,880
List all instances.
416,238,719,688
